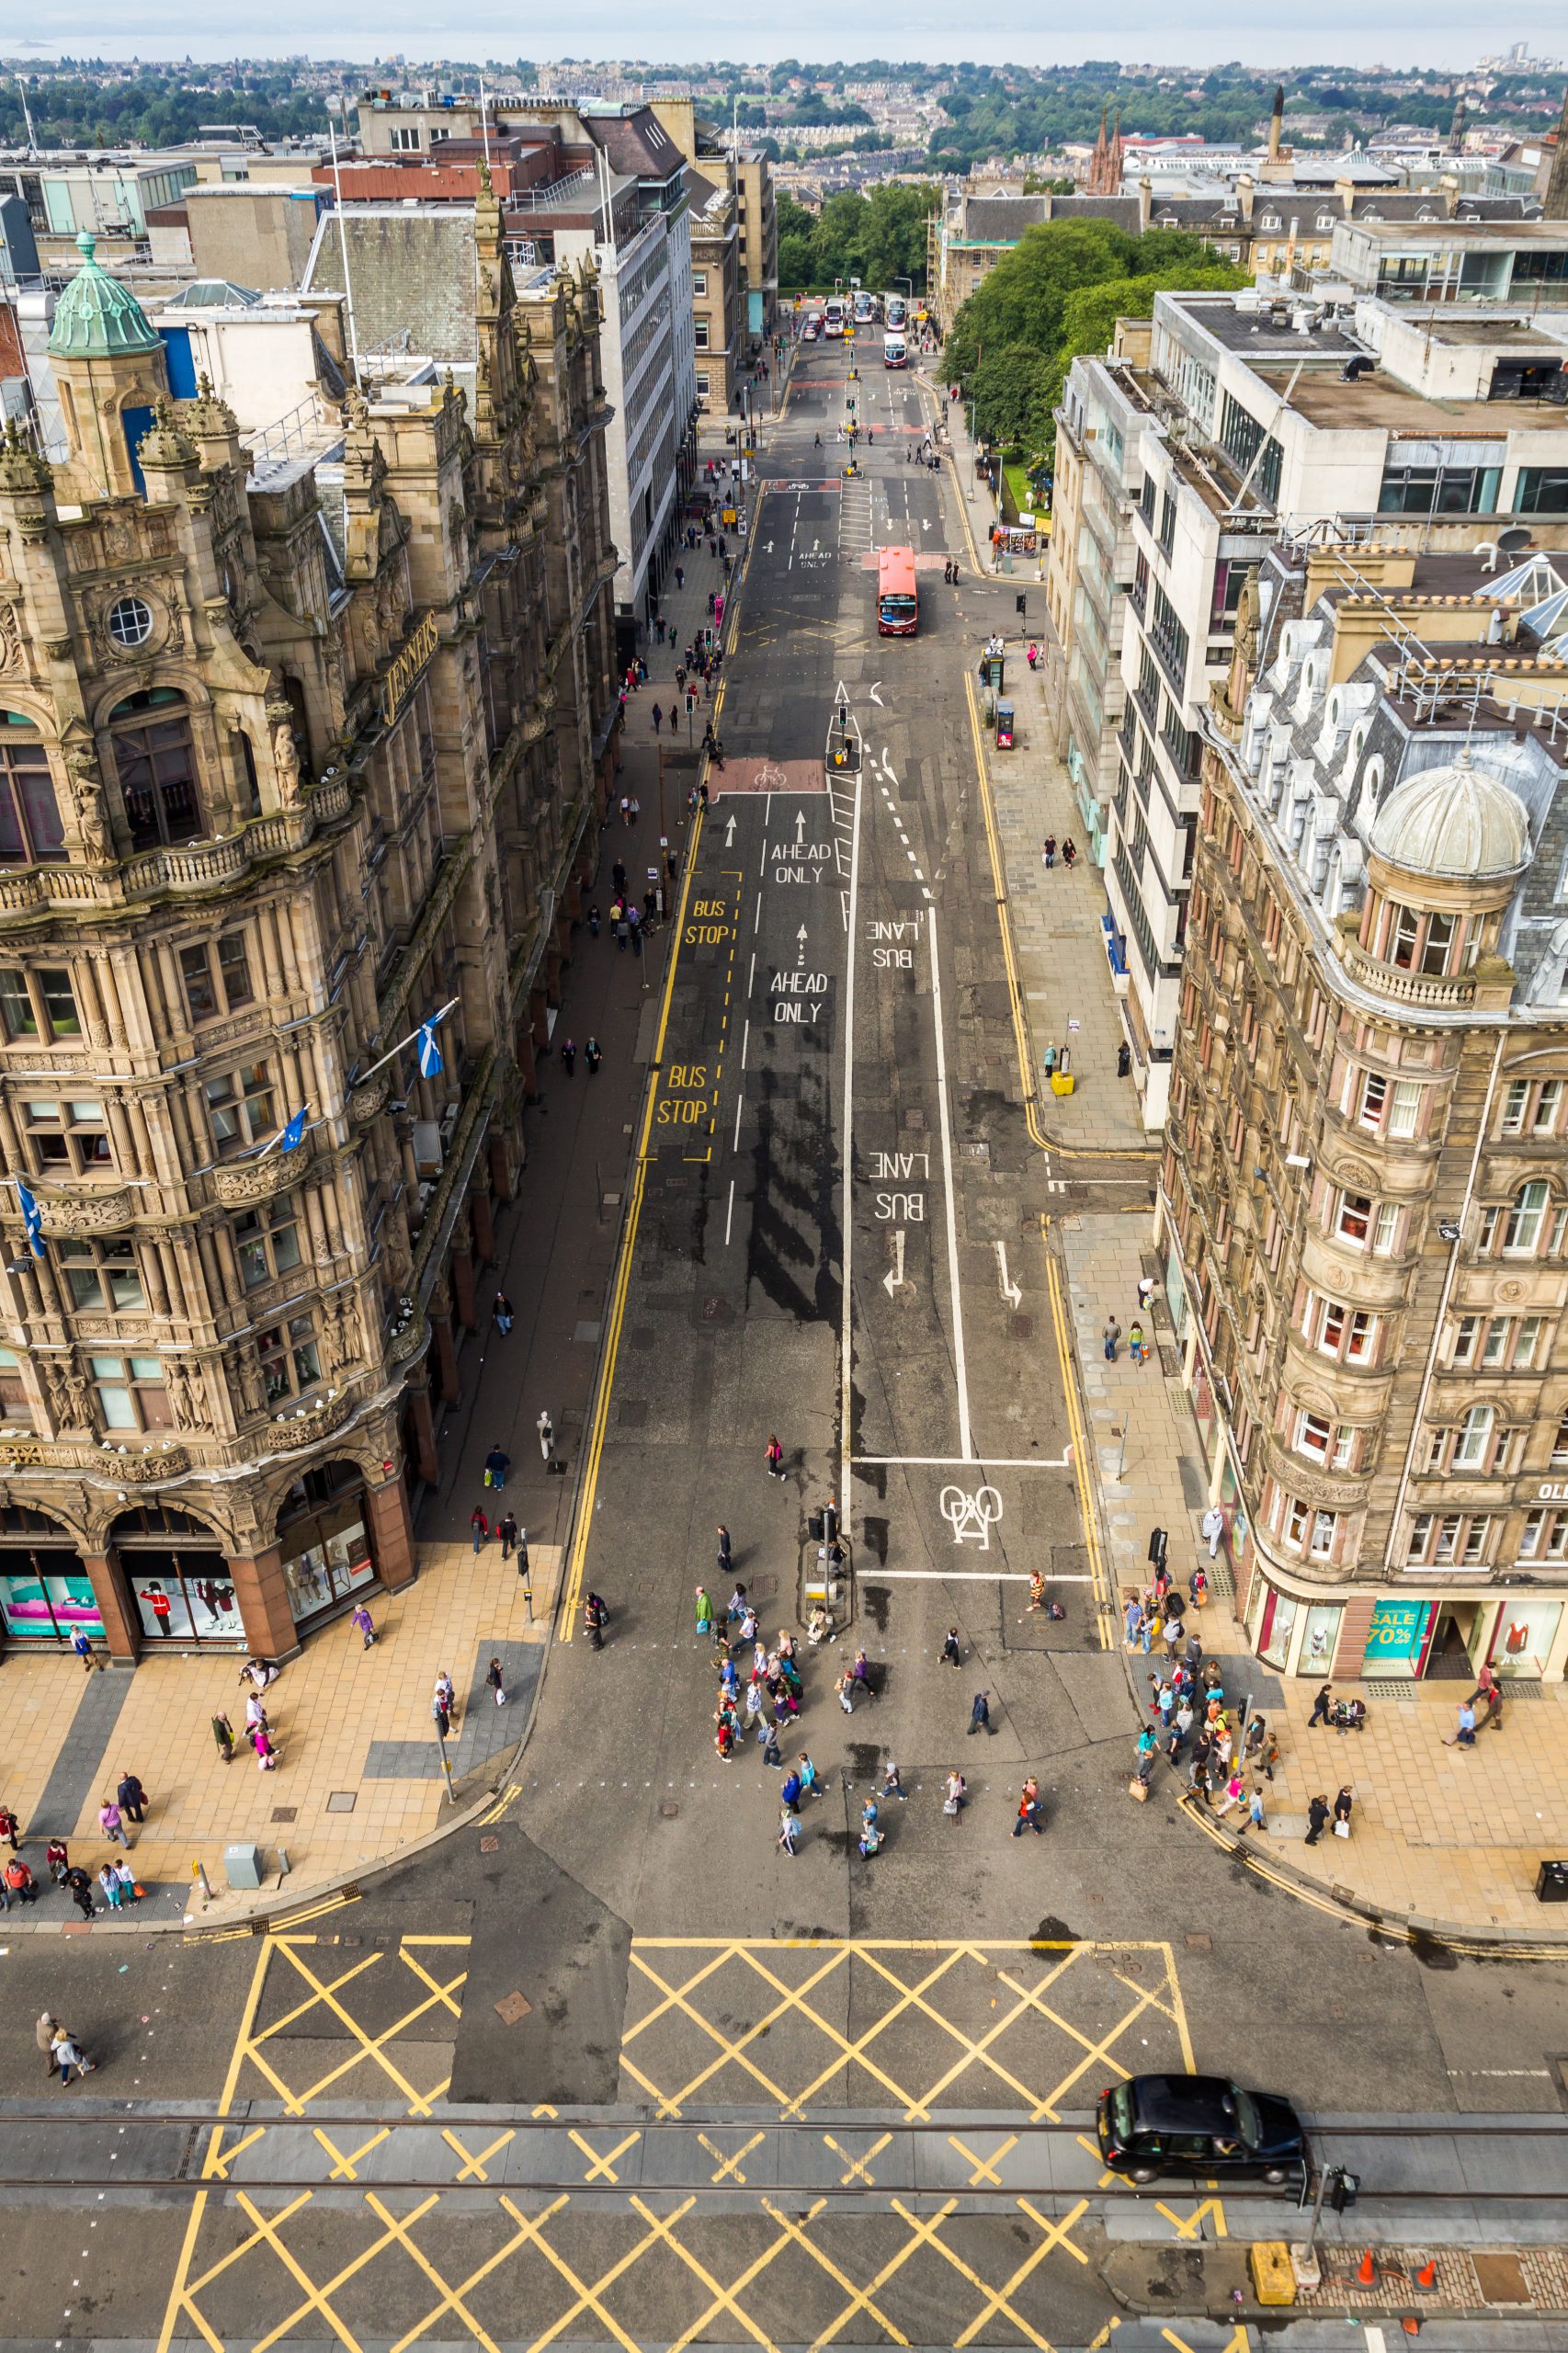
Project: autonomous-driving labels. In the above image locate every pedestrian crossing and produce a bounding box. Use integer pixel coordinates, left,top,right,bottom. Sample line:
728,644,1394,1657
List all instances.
838,475,872,558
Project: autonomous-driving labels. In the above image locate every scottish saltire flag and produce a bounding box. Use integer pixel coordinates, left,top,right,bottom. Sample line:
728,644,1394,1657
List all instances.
15,1177,44,1256
416,1006,448,1078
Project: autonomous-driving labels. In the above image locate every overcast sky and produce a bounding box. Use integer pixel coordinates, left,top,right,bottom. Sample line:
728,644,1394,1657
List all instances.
6,8,1546,73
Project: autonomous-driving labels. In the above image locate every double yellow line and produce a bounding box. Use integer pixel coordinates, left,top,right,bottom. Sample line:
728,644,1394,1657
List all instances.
559,501,766,1640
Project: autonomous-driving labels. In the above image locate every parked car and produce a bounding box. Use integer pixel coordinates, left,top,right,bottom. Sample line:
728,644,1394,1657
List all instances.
1096,2075,1306,2185
801,320,821,342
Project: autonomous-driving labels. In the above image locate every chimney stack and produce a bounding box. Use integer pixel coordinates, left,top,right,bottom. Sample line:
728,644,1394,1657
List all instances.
1268,85,1284,163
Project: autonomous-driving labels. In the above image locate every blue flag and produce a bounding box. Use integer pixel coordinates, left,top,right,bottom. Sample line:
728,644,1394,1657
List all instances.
416,1007,447,1079
15,1177,44,1257
278,1107,309,1154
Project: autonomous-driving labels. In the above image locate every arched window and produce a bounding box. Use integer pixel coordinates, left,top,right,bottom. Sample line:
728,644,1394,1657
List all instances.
1453,1404,1495,1470
0,713,65,864
1505,1181,1551,1256
107,688,204,853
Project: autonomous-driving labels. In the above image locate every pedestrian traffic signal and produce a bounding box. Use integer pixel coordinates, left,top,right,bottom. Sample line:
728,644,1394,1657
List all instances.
1016,593,1027,615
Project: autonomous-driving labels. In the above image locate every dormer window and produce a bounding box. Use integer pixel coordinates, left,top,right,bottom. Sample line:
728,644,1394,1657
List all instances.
1262,214,1280,231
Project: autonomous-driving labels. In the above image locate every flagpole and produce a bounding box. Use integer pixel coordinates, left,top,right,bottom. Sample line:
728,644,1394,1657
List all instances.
355,996,460,1086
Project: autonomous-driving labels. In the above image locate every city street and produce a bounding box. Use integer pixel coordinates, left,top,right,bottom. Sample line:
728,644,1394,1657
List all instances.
5,329,1568,2351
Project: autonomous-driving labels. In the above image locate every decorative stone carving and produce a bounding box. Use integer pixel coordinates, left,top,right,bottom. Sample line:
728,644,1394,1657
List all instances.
348,1073,391,1126
268,1389,356,1447
267,705,302,806
388,1310,427,1365
38,1185,133,1234
111,1444,190,1481
61,744,112,860
214,1153,302,1208
43,1361,93,1430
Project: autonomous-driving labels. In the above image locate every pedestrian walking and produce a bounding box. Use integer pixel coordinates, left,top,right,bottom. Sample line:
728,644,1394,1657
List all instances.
943,1769,968,1819
1214,1771,1244,1818
350,1601,376,1650
1012,1777,1043,1836
778,1806,799,1858
1129,1321,1147,1367
652,702,663,735
1026,1569,1047,1613
496,1513,519,1561
253,1724,278,1771
1305,1794,1331,1846
99,1862,123,1910
537,1409,554,1463
968,1690,992,1735
97,1797,129,1847
1103,1316,1120,1361
1200,1505,1224,1559
1135,1726,1159,1785
46,1837,70,1885
494,1291,515,1335
113,1859,137,1906
585,1592,608,1648
585,1036,603,1074
484,1443,510,1492
71,1624,94,1670
716,1524,733,1574
52,2028,94,2086
432,1685,452,1741
780,1766,803,1813
694,1586,715,1641
1243,1787,1267,1832
1042,834,1056,869
881,1757,906,1802
941,1626,963,1668
766,1433,785,1479
487,1656,507,1707
1333,1786,1354,1836
0,1802,17,1850
63,1866,96,1919
836,1671,856,1716
4,1857,38,1905
1308,1682,1334,1729
37,2010,59,2075
471,1506,489,1554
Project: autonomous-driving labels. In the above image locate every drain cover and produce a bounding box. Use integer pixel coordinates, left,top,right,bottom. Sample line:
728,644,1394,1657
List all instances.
494,1991,532,2026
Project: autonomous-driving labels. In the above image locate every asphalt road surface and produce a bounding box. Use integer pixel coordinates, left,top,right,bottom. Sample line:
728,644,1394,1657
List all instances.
7,331,1568,2352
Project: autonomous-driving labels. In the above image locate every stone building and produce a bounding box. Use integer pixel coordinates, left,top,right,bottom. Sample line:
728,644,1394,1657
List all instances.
0,186,619,1662
1160,540,1568,1685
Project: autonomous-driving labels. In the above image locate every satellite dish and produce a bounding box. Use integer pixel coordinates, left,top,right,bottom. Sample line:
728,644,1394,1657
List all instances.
1497,526,1534,553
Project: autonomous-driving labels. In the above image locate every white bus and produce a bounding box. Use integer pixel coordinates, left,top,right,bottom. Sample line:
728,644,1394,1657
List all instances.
852,288,876,326
884,291,907,329
823,296,846,339
883,329,906,369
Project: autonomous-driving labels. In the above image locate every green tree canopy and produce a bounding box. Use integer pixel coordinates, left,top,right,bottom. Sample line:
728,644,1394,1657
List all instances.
947,222,1248,458
776,182,938,292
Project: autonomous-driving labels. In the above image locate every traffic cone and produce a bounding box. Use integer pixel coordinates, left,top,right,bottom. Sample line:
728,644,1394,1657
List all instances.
1415,2256,1437,2290
1401,2320,1422,2338
1356,2249,1377,2287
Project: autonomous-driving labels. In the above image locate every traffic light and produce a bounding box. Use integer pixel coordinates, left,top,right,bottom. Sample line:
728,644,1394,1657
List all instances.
1016,593,1027,616
1328,2168,1360,2212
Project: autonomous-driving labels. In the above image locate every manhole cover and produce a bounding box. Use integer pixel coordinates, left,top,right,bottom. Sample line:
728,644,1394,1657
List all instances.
494,1991,532,2027
701,1295,733,1323
617,1399,649,1427
480,1836,500,1853
662,1800,680,1818
1473,2252,1531,2305
325,1790,357,1814
1185,1933,1211,1951
270,1807,298,1824
967,1141,991,1164
1010,1314,1035,1339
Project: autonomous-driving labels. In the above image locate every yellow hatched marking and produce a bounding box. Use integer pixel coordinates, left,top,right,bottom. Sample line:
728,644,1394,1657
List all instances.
243,1938,465,2117
954,2197,1089,2348
758,2195,915,2348
727,1941,974,2119
362,2189,526,2353
497,2189,678,2353
1088,2323,1122,2350
698,2129,767,2184
1153,2195,1228,2241
311,2123,391,2181
628,2194,789,2353
1074,2129,1120,2189
822,2129,891,2186
441,2126,516,2183
949,2130,1019,2186
994,1951,1187,2119
205,2124,266,2181
569,2126,642,2183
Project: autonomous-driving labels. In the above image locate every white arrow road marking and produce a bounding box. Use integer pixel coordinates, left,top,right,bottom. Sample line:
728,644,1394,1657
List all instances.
796,923,809,965
835,677,850,703
869,683,884,706
883,1228,906,1297
921,518,930,533
795,808,807,841
994,1240,1022,1311
724,813,737,847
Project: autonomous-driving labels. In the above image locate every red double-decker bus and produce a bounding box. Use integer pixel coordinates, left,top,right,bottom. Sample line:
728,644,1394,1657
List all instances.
877,545,918,636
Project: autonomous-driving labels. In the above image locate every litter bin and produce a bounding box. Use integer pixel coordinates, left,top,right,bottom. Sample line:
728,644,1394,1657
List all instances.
224,1842,265,1892
1535,1859,1568,1903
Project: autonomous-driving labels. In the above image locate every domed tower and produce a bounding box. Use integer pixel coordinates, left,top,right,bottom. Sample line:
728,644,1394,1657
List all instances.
1358,752,1529,1005
47,230,168,501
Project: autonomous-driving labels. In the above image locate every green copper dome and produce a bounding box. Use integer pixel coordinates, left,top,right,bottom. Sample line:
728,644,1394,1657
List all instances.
48,231,160,359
